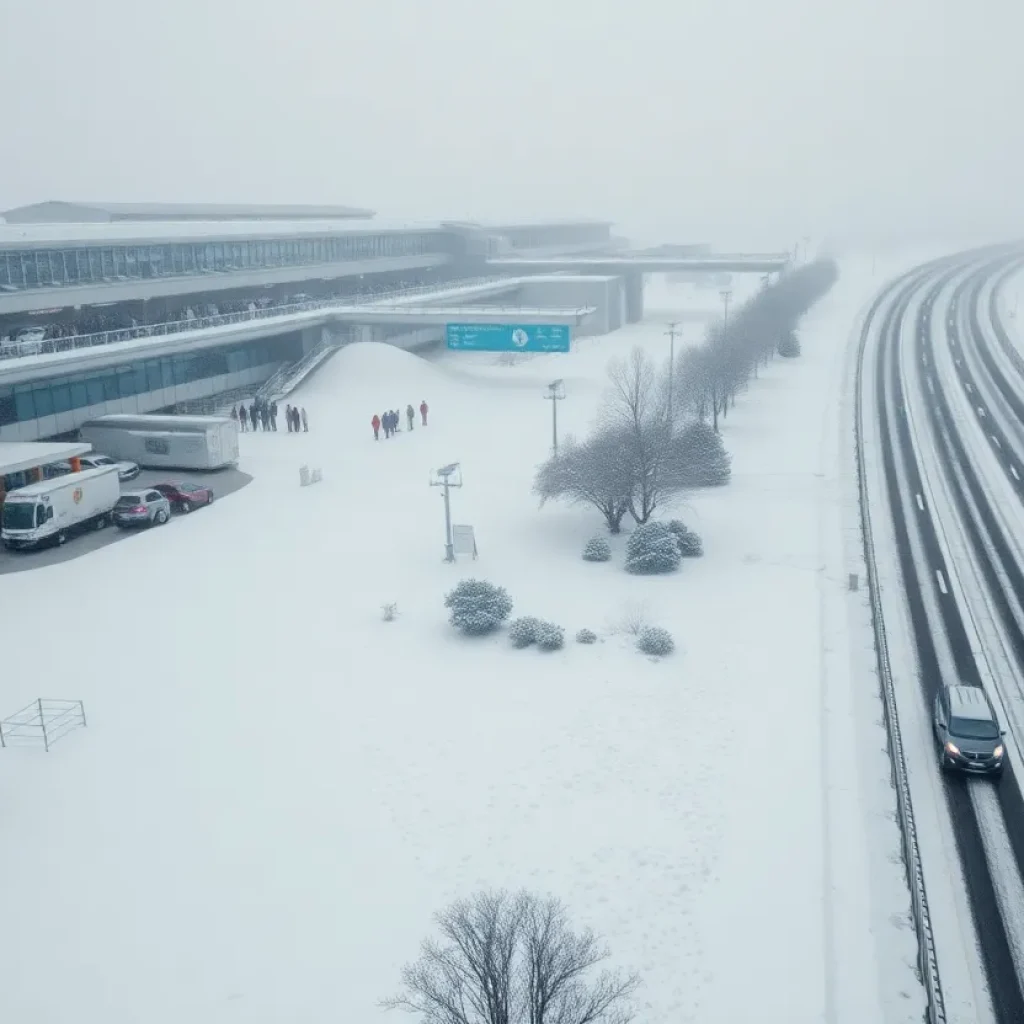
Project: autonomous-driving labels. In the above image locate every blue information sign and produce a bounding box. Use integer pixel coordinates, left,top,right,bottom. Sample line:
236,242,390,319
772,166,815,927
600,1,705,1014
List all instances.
446,323,571,353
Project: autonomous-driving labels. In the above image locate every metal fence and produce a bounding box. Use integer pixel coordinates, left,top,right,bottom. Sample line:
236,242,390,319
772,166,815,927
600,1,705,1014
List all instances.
0,275,512,362
0,699,87,752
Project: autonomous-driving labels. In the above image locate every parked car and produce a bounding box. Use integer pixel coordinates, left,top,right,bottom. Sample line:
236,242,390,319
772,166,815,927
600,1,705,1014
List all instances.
54,453,140,482
113,489,171,529
933,683,1006,778
151,481,214,513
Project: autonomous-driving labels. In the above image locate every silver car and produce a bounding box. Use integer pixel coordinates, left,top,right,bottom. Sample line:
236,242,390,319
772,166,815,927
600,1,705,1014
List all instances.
113,489,171,529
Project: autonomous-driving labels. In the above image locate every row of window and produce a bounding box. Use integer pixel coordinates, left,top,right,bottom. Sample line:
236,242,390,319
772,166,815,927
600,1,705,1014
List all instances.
0,232,440,291
501,224,610,250
0,339,290,426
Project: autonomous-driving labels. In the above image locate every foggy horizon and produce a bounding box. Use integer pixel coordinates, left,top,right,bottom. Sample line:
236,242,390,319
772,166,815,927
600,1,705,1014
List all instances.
2,0,1021,251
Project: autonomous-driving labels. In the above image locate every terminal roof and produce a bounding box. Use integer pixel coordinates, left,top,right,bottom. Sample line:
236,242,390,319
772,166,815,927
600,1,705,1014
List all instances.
2,201,375,224
0,217,446,250
0,441,91,477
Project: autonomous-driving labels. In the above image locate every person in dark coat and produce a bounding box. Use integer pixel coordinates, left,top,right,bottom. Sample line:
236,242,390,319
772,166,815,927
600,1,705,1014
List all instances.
270,401,278,431
237,403,247,431
250,404,259,431
406,403,415,430
419,399,429,426
285,403,294,433
292,406,301,432
260,405,270,431
371,413,381,440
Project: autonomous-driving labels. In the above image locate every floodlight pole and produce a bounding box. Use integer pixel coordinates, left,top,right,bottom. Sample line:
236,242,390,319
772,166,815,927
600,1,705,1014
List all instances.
665,321,681,423
430,465,462,562
544,380,565,453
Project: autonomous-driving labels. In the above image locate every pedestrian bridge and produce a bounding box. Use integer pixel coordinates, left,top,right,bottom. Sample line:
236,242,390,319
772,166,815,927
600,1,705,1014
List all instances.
0,276,593,385
487,253,791,273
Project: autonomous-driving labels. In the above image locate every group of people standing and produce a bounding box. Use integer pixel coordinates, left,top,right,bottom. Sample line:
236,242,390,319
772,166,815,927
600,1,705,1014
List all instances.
231,398,309,433
372,400,428,440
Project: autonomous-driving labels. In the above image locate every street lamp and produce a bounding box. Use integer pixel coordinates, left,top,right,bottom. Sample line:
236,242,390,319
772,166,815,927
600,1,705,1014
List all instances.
544,379,565,453
430,462,462,562
665,321,681,423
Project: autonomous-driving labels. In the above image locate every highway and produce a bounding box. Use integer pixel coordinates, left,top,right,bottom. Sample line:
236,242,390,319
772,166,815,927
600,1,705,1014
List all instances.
857,247,1024,1024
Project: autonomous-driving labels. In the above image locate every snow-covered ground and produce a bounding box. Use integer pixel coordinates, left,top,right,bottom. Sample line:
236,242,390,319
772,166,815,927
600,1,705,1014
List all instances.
0,262,931,1023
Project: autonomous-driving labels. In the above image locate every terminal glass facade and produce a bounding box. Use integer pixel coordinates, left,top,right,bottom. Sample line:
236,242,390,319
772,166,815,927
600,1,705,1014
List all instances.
0,232,439,292
0,338,291,427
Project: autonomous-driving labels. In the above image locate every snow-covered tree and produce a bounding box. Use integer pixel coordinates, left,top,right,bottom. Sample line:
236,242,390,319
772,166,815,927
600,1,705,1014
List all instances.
667,519,704,557
575,628,598,644
535,621,565,651
777,330,800,357
509,616,542,648
534,430,633,534
624,521,681,575
637,626,675,656
582,536,612,562
675,422,731,487
444,579,513,635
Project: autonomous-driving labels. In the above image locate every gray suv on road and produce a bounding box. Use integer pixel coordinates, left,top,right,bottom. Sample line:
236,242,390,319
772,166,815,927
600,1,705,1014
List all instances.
113,490,171,530
933,683,1006,778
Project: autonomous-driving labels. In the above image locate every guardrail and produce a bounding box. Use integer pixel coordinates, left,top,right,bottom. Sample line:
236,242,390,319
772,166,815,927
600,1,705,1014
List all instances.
853,271,947,1024
0,275,513,362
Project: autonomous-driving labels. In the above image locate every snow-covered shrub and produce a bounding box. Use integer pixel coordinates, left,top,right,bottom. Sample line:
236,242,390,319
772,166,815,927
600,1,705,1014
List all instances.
381,601,398,622
444,579,513,635
637,626,675,656
535,621,565,651
666,519,704,558
625,522,681,575
582,536,612,562
676,422,731,487
509,616,542,648
575,628,598,645
777,330,801,358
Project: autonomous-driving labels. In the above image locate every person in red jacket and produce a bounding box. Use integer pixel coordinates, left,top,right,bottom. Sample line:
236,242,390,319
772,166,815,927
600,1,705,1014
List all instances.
371,413,381,440
419,400,428,426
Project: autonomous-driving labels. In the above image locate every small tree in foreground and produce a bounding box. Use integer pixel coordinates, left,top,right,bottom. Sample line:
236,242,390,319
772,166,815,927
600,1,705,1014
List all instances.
625,521,681,575
445,579,513,635
383,889,640,1024
637,626,675,656
582,536,612,562
667,519,704,558
777,330,800,358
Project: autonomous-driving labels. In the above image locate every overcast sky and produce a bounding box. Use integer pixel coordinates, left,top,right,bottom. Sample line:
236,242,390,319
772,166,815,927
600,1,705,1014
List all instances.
1,0,1021,249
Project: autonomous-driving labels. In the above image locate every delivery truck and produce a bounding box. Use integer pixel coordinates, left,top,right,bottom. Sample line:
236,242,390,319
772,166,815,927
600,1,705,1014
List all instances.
79,413,240,471
1,465,120,550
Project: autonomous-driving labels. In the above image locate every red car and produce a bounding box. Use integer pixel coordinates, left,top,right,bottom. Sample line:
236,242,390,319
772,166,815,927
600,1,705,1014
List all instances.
151,482,214,514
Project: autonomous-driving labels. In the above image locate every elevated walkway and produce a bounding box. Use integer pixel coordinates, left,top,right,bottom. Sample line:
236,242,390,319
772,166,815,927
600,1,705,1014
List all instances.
0,276,589,385
486,253,791,273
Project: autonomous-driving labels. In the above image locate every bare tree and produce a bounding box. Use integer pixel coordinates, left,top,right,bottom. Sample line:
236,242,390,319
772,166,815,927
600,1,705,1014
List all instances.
534,431,632,533
603,348,684,524
383,890,640,1024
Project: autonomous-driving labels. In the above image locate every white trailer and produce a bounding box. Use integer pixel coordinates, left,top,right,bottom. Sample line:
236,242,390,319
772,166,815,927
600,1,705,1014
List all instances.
79,414,240,471
1,465,120,550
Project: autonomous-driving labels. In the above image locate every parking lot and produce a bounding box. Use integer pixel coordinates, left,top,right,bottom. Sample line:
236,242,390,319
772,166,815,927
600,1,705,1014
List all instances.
0,466,253,574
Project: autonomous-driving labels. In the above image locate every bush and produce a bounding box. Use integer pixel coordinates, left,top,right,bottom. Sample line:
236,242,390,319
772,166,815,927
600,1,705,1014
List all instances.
677,421,731,487
666,519,704,558
381,601,398,622
625,521,681,575
778,330,801,358
509,616,542,648
575,628,598,644
637,626,675,656
582,536,612,562
535,621,565,650
444,579,513,635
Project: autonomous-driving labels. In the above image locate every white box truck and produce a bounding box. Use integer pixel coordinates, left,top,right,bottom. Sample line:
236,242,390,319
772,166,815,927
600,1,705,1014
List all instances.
79,414,240,471
1,466,120,550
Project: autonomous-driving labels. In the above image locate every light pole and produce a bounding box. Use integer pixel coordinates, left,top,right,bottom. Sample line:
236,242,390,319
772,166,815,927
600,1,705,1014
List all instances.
665,321,681,423
429,462,462,562
544,379,565,453
719,288,732,339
